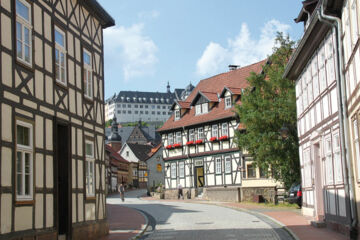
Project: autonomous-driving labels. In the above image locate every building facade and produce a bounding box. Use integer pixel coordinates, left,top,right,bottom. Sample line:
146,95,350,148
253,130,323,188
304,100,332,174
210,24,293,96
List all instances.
284,0,356,234
158,61,281,201
104,83,195,124
0,0,114,239
146,144,165,191
105,145,129,194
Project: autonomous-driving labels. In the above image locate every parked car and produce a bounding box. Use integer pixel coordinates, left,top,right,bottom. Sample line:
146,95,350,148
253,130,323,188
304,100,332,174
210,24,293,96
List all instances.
287,183,302,207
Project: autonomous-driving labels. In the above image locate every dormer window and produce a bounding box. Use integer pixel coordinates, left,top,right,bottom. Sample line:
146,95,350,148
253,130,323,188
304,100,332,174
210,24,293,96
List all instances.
225,96,232,108
195,103,208,115
175,110,180,120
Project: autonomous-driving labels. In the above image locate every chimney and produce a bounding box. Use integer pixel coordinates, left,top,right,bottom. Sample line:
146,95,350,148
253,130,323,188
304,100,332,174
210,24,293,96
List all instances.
228,65,240,71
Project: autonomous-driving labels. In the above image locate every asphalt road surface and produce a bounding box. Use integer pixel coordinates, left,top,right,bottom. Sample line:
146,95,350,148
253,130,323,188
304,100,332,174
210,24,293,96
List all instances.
107,189,294,240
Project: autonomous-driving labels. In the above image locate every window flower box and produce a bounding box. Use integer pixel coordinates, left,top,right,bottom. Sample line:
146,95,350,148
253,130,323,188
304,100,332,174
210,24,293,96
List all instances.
210,137,218,142
195,139,203,144
165,145,173,149
172,143,182,148
186,141,194,145
219,135,229,141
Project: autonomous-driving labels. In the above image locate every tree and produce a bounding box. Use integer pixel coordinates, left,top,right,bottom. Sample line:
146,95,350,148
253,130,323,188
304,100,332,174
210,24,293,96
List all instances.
235,33,299,189
105,119,113,128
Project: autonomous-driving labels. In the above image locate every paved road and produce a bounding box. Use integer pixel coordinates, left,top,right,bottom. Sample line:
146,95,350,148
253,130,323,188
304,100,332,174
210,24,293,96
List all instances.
107,189,294,240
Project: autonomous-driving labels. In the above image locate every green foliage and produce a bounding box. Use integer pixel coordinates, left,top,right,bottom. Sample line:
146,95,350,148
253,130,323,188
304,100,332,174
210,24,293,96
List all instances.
105,119,113,128
122,121,149,127
235,33,300,189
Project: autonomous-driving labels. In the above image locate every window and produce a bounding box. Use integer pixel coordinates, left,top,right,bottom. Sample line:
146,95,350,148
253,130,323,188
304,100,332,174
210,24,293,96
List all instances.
123,104,126,108
132,169,137,176
171,163,176,178
197,127,204,140
128,104,131,108
134,105,138,108
189,129,195,142
351,0,358,46
212,125,218,138
325,137,333,185
225,96,232,108
202,103,208,113
176,132,181,144
140,111,143,114
333,133,343,184
354,120,360,180
145,111,148,114
126,151,129,157
168,133,173,145
216,157,222,174
55,27,66,85
195,104,201,115
85,140,95,197
162,112,166,115
259,166,267,178
128,110,131,114
163,106,166,109
179,162,184,178
175,110,180,120
140,105,143,108
151,111,155,114
83,49,93,99
222,123,228,136
16,120,33,200
225,156,231,173
16,0,32,66
157,106,160,109
247,164,256,178
145,105,148,109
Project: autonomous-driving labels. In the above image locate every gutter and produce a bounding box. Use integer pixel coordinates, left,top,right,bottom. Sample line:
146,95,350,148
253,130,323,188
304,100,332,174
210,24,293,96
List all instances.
318,2,358,237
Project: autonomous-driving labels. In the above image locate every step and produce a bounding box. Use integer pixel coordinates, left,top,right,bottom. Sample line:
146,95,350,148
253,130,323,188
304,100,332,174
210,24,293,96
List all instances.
311,220,326,228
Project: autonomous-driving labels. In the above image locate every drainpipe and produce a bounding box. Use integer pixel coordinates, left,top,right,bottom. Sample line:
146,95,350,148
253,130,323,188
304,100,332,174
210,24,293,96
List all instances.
183,126,193,199
318,2,358,237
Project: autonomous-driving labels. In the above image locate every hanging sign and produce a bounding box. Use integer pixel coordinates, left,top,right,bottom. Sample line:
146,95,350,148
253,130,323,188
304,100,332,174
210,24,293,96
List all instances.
194,159,203,166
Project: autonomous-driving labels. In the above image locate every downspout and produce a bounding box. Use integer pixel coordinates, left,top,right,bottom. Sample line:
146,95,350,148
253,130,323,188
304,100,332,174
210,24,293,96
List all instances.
318,2,358,236
183,126,193,198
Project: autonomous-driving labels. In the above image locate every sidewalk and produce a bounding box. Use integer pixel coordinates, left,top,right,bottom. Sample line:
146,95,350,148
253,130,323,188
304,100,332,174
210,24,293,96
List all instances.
102,203,147,240
141,196,348,240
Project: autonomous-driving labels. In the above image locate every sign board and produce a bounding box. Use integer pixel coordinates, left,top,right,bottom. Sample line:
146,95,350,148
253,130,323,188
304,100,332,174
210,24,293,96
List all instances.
194,159,203,167
157,164,162,172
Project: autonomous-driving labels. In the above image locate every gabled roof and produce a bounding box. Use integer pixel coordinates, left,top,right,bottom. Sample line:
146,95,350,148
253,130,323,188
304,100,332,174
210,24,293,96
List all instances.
190,91,219,106
127,143,153,161
171,100,191,110
158,60,266,132
220,87,243,98
147,144,162,160
105,145,129,165
84,0,115,28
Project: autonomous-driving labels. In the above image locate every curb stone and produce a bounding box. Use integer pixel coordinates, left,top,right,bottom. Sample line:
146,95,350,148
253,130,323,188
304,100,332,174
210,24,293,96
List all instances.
131,209,150,240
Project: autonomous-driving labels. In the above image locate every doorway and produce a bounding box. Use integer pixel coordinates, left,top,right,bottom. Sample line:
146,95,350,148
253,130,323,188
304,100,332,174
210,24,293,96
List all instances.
194,167,204,188
313,143,325,221
55,122,71,239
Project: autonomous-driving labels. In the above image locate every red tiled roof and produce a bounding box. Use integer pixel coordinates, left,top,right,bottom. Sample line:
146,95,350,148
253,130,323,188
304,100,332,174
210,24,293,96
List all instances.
146,143,162,160
105,145,129,164
171,100,191,110
158,60,266,132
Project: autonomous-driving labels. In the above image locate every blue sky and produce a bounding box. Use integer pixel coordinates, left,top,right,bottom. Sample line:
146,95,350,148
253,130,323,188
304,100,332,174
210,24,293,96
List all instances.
98,1,304,100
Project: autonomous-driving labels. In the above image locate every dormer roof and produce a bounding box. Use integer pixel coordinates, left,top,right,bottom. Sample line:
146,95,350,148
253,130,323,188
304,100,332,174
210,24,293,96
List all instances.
190,91,219,106
170,100,191,111
220,87,243,98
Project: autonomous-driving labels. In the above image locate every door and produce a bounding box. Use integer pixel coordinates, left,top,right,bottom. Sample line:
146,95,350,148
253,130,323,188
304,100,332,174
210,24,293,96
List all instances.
55,122,71,239
314,143,325,221
195,167,204,187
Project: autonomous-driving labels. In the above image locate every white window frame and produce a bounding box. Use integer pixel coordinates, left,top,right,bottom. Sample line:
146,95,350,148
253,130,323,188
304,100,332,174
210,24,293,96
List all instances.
189,129,195,142
168,133,173,145
225,156,231,173
225,96,232,108
195,104,201,115
212,124,218,138
16,120,33,200
85,140,95,197
325,137,334,185
176,131,182,144
179,162,185,178
215,157,222,174
202,103,208,113
83,48,93,99
222,123,228,136
171,163,177,179
353,119,360,181
16,0,32,66
55,26,67,85
333,133,343,184
197,127,204,140
175,109,180,120
351,0,358,46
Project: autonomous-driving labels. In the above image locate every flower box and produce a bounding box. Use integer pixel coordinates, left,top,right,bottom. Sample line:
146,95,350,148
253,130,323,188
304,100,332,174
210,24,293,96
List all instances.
165,145,173,149
186,141,194,145
195,139,203,144
219,135,229,141
210,137,218,142
172,143,182,148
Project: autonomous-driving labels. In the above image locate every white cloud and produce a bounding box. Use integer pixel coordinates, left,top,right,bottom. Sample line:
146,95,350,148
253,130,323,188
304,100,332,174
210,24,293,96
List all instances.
196,19,291,77
104,23,158,82
138,10,160,20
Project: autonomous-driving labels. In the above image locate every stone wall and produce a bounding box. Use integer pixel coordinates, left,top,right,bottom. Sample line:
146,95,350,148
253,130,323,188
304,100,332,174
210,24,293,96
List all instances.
164,188,196,199
241,186,276,202
72,220,109,240
203,187,240,202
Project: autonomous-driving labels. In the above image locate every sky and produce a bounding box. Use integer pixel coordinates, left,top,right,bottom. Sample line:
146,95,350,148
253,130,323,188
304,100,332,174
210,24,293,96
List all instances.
98,1,304,100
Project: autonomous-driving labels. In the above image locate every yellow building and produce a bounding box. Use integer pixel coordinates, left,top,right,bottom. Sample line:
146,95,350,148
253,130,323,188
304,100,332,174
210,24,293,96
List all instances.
0,0,114,239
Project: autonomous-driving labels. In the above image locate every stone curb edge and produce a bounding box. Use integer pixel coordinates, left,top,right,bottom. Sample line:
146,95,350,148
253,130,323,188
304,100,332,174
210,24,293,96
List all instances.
131,204,150,240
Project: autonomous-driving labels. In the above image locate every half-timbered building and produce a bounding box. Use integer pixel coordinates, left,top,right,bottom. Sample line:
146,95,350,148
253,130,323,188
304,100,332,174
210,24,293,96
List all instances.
284,0,355,234
0,0,114,239
158,61,282,201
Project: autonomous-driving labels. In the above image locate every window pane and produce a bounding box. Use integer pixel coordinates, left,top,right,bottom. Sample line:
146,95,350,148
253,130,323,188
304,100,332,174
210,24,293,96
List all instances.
17,125,30,146
17,41,23,59
83,52,90,65
17,173,22,195
16,22,22,40
25,153,30,174
61,68,65,83
55,29,64,47
86,143,93,157
16,0,29,21
24,27,30,45
17,152,22,195
25,172,30,195
24,45,30,63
